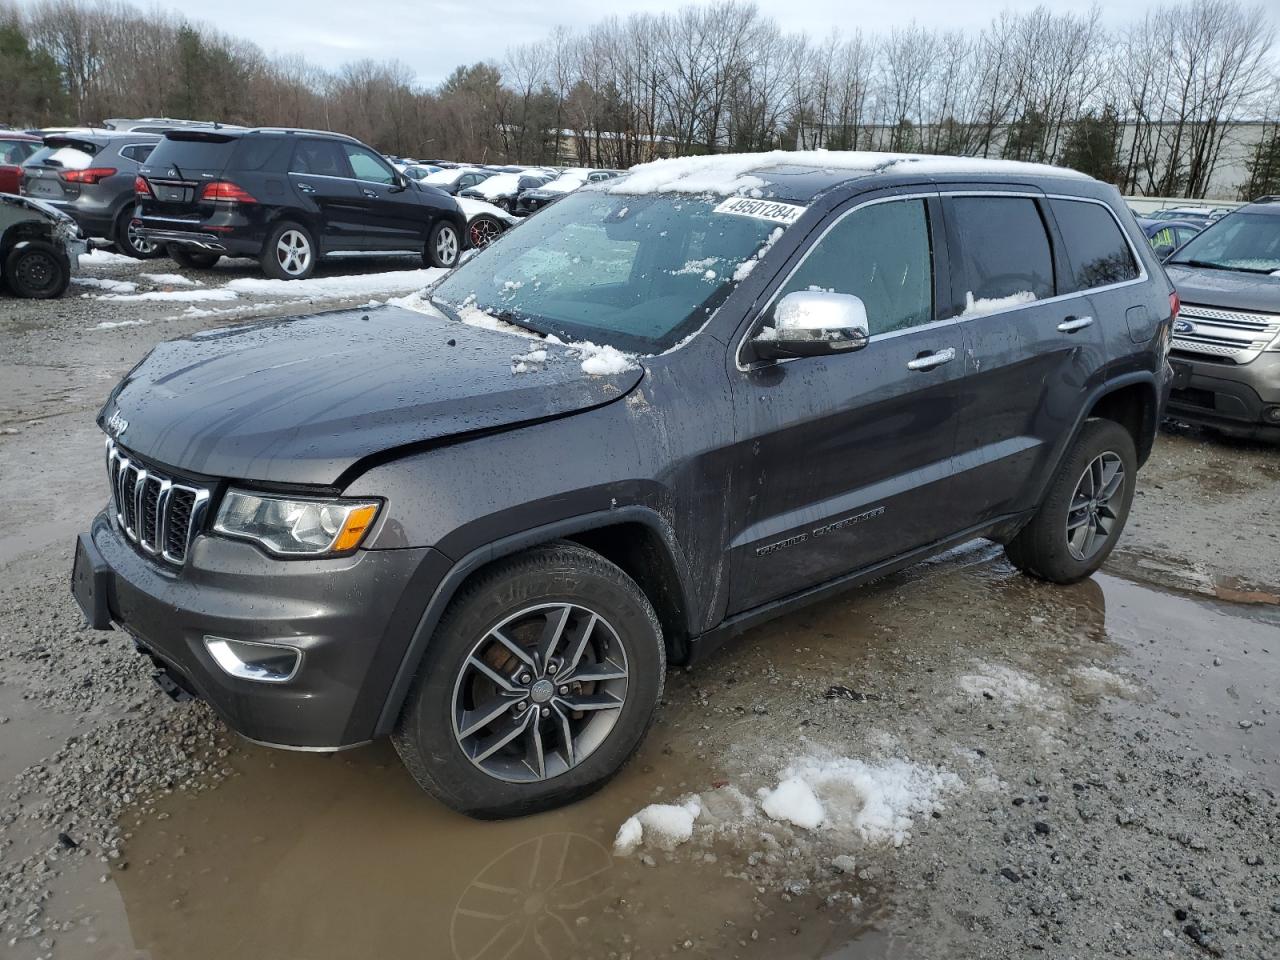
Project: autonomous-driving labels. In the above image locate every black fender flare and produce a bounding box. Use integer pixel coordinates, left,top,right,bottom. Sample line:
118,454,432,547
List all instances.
373,504,695,737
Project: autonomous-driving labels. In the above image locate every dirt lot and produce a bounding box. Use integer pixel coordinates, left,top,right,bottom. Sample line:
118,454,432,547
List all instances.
1,251,1278,960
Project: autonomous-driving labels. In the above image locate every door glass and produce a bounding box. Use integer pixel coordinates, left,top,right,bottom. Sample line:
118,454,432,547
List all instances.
949,197,1054,313
291,140,348,177
1048,198,1140,292
343,145,396,184
771,198,934,336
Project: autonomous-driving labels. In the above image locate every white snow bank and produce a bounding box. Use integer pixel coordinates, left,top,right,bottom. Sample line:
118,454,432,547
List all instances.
961,290,1036,317
957,662,1060,709
140,272,199,286
758,757,960,847
73,277,138,293
606,150,1089,197
226,268,449,299
80,249,137,266
456,196,518,224
99,287,238,303
613,797,702,854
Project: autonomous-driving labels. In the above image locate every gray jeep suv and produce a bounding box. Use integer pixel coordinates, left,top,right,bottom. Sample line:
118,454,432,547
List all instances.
1162,197,1280,440
71,152,1175,818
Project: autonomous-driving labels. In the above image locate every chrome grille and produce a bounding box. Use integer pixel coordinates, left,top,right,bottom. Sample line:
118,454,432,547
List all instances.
105,438,209,565
1172,303,1280,364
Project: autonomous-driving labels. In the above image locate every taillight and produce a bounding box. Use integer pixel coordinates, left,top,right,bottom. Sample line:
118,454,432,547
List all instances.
60,167,117,184
1169,291,1180,319
134,175,153,197
200,181,257,203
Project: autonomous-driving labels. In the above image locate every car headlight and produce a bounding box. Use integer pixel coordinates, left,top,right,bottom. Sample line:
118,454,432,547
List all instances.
213,490,380,556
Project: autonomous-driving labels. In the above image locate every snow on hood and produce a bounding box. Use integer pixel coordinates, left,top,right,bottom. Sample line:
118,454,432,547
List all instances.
455,195,518,224
469,172,523,198
605,149,1091,197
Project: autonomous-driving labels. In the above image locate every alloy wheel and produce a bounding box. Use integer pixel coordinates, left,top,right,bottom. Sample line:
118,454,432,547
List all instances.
1066,451,1125,561
126,220,156,256
275,229,312,276
452,602,629,784
436,225,459,265
468,217,500,249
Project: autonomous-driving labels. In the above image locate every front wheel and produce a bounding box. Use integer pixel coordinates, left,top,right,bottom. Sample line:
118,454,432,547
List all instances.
466,214,505,250
1005,418,1137,583
425,220,461,268
393,543,665,818
5,242,70,299
260,221,316,280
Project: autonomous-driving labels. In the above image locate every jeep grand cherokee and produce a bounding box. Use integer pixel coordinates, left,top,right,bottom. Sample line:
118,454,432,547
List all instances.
72,152,1175,818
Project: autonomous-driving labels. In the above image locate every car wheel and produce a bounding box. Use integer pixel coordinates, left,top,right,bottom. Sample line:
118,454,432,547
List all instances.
426,220,461,268
4,241,70,299
168,246,222,270
393,542,666,819
1004,418,1137,584
114,211,162,260
260,221,316,280
466,214,505,250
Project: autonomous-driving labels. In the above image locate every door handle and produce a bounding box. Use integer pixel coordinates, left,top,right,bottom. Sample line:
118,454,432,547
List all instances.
295,182,315,194
906,347,956,371
1057,315,1093,333
362,188,379,198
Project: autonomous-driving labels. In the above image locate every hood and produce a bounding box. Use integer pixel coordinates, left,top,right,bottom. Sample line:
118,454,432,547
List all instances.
102,304,643,485
0,191,76,225
1165,264,1280,313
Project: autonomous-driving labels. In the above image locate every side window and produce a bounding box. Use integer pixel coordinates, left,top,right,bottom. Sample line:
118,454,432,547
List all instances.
343,144,396,184
949,197,1054,312
291,139,348,177
1049,198,1140,292
772,198,934,336
120,144,154,163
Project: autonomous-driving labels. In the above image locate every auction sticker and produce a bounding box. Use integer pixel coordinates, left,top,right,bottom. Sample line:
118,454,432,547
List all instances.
713,197,807,225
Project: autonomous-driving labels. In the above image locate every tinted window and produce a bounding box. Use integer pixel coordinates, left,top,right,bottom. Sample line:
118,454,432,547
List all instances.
950,197,1053,310
0,140,37,164
772,199,934,336
343,144,395,184
119,144,155,163
1050,199,1139,291
146,135,238,173
291,139,348,177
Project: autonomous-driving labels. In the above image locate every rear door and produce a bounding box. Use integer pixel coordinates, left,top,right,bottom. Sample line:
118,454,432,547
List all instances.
287,138,367,252
726,190,967,612
339,142,427,251
943,190,1108,526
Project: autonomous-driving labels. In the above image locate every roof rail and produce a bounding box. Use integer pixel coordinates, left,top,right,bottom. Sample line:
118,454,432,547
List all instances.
1250,195,1280,203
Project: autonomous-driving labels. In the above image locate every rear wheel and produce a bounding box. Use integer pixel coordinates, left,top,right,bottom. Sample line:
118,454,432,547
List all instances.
1005,419,1137,583
260,222,316,280
393,543,665,818
466,214,504,250
425,220,461,268
5,242,70,299
168,246,222,270
114,211,161,259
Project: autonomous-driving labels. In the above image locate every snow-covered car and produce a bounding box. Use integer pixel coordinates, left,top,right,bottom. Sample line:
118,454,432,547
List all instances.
402,164,442,181
459,172,553,213
0,193,87,298
456,195,518,249
420,167,494,196
514,171,588,216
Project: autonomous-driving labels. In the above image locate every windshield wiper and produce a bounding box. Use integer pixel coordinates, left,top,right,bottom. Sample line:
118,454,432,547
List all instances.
1169,259,1231,271
428,295,463,323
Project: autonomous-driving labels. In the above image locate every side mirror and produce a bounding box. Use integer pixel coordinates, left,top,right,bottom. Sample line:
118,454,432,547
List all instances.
390,173,408,193
750,291,870,362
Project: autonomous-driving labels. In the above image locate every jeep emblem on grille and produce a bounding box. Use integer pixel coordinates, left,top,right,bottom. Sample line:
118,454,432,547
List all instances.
1173,319,1195,335
105,410,128,438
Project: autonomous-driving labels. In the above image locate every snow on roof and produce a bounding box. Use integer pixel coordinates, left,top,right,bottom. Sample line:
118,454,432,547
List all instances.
422,167,482,185
469,172,523,198
455,195,517,224
605,150,1091,197
541,172,587,194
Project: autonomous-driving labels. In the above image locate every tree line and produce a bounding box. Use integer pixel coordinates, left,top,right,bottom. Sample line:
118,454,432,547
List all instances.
2,0,1278,198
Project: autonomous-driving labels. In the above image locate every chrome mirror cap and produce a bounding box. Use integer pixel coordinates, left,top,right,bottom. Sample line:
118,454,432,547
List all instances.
752,291,871,361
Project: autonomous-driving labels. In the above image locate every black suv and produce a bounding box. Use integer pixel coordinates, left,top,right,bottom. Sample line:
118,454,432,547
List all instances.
72,154,1174,818
21,131,162,258
134,128,466,278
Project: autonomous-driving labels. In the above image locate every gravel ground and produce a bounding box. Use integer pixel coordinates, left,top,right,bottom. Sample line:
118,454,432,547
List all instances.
0,251,1277,959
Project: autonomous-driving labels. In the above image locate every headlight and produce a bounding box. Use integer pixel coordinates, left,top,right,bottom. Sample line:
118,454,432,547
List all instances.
213,490,380,557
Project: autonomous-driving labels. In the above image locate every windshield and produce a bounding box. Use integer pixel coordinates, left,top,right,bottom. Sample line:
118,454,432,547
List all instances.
1167,212,1280,274
431,190,791,352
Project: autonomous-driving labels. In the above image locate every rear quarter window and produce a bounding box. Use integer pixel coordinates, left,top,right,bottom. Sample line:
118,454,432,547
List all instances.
1049,199,1140,292
949,196,1054,311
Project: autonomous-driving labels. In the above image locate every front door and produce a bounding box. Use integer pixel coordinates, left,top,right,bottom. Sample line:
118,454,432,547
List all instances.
340,143,426,251
726,192,967,613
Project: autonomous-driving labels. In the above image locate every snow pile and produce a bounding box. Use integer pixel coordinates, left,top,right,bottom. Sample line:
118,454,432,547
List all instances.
510,347,548,373
466,173,522,199
99,287,238,303
758,757,960,847
140,272,199,286
961,290,1036,316
73,277,137,293
613,797,702,854
226,268,448,299
455,195,518,224
89,318,149,330
573,341,639,376
606,150,1089,197
1069,665,1139,698
80,249,136,266
957,662,1061,709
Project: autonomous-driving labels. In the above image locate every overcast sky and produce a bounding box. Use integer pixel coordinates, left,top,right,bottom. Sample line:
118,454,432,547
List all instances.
14,0,1280,86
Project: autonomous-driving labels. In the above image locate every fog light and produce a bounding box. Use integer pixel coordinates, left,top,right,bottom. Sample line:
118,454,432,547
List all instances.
204,636,301,683
1264,406,1280,424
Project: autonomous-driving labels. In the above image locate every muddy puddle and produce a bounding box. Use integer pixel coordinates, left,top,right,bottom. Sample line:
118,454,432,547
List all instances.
67,550,1280,960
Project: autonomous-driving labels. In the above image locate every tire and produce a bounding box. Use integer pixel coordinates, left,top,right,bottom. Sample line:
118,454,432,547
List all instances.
114,211,162,259
4,242,70,299
1005,418,1137,584
393,542,666,819
168,246,222,270
466,214,505,250
424,220,461,268
260,221,316,280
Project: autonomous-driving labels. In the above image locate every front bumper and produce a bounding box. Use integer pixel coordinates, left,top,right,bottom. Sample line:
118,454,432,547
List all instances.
72,511,449,749
1167,351,1280,439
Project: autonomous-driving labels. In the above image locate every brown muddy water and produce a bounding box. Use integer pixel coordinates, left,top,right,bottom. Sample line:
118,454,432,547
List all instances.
59,557,1276,960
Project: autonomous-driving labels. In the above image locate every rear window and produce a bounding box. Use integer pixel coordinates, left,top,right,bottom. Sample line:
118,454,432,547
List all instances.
949,196,1054,311
146,135,240,173
1049,199,1140,292
26,144,97,169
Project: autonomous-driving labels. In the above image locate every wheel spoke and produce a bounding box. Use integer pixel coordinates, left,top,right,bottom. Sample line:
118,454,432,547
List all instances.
467,655,521,694
1066,509,1092,531
458,694,518,740
565,659,627,684
490,627,537,671
471,710,534,764
525,715,546,779
1099,462,1124,502
558,613,597,678
555,691,624,713
550,702,575,767
538,606,572,668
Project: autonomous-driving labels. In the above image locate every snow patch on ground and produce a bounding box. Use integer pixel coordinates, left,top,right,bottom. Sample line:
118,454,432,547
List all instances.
98,288,239,303
961,290,1036,317
957,662,1061,709
73,277,138,293
79,249,137,266
89,318,149,330
1069,665,1140,698
613,797,702,854
760,777,825,829
139,273,199,286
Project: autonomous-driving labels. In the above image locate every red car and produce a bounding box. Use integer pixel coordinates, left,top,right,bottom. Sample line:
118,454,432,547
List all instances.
0,133,41,195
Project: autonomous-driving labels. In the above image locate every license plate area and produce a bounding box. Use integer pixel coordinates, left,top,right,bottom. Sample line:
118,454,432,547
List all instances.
27,180,61,198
